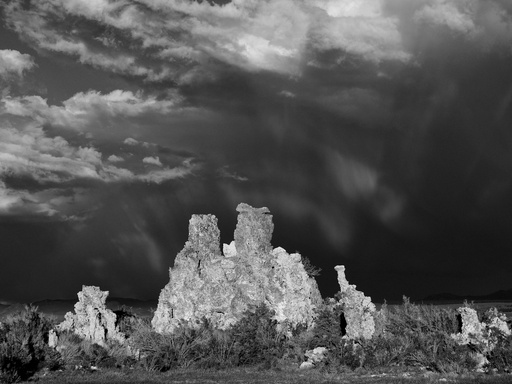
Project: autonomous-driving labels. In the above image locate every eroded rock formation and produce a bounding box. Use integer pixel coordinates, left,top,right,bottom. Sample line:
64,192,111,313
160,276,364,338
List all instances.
152,203,322,333
334,265,376,339
452,306,510,351
452,307,483,346
58,285,125,346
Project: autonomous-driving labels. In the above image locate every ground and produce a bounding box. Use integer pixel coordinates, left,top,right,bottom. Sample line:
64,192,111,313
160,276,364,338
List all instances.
23,367,512,384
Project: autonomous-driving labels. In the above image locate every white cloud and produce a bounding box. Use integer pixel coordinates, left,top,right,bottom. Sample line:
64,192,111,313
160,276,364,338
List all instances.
123,137,139,146
412,0,512,50
3,0,411,83
0,49,36,79
0,121,196,186
142,156,162,167
313,0,381,18
107,154,124,162
414,0,476,34
138,165,195,184
309,0,410,63
1,90,184,135
0,88,199,218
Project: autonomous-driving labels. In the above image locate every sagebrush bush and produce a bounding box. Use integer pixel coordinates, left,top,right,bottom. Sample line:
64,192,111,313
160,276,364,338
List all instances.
128,304,292,371
310,300,344,349
1,297,509,380
56,331,131,369
230,303,287,367
0,306,59,383
308,297,481,374
129,317,224,371
486,333,512,373
380,297,477,373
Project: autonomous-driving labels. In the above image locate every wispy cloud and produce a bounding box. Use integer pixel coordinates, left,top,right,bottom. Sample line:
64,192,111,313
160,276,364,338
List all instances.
216,165,248,182
0,88,199,218
2,90,183,133
3,0,411,84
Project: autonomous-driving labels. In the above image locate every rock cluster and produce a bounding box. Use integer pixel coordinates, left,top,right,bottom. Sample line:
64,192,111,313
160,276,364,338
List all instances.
299,347,328,369
452,306,510,350
58,285,125,346
450,306,511,371
152,203,322,333
334,265,376,339
452,307,483,346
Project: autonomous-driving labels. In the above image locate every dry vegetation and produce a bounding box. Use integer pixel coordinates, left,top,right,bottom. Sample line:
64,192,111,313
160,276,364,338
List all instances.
1,300,512,383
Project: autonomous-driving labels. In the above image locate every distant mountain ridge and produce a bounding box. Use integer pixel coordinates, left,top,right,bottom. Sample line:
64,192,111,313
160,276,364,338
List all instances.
421,289,512,302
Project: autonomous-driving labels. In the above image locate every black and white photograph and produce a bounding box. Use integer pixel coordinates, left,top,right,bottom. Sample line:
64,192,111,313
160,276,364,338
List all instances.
1,1,512,382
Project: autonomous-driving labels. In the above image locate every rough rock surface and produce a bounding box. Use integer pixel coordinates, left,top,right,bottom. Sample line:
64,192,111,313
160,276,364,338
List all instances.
300,346,328,369
452,307,510,350
152,203,322,333
334,265,376,339
58,286,125,346
452,307,483,346
485,308,511,337
48,329,58,348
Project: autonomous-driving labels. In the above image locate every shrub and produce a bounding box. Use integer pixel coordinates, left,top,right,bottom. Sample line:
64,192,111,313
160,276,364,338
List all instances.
486,333,512,372
113,305,137,337
230,303,287,367
310,300,344,349
372,298,477,373
0,306,60,383
309,297,479,374
129,317,221,371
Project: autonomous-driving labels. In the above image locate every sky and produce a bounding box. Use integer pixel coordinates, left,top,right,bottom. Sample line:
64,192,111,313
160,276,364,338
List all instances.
1,0,512,304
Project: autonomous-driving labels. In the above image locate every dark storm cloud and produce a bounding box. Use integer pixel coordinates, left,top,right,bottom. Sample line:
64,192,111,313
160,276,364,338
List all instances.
2,0,512,302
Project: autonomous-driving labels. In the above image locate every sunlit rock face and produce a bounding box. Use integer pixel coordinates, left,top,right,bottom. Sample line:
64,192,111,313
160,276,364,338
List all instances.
58,285,125,346
152,203,322,333
452,307,483,346
450,306,511,370
452,306,511,351
334,265,376,339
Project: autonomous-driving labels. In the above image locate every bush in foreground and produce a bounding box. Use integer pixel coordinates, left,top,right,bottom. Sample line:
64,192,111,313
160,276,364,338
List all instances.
0,306,60,383
3,298,512,381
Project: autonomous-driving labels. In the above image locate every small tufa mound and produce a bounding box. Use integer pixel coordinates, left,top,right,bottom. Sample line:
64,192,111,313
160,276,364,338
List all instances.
58,285,125,346
452,306,511,351
152,203,322,333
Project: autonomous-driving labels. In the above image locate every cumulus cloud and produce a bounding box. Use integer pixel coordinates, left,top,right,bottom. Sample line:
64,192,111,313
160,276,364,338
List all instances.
107,154,124,163
142,156,163,167
0,120,196,185
123,138,139,146
2,90,182,131
0,88,199,218
3,0,410,84
0,49,36,79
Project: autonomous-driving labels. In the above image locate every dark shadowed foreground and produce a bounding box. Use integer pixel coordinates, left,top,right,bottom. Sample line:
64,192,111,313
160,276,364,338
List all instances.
22,367,512,384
